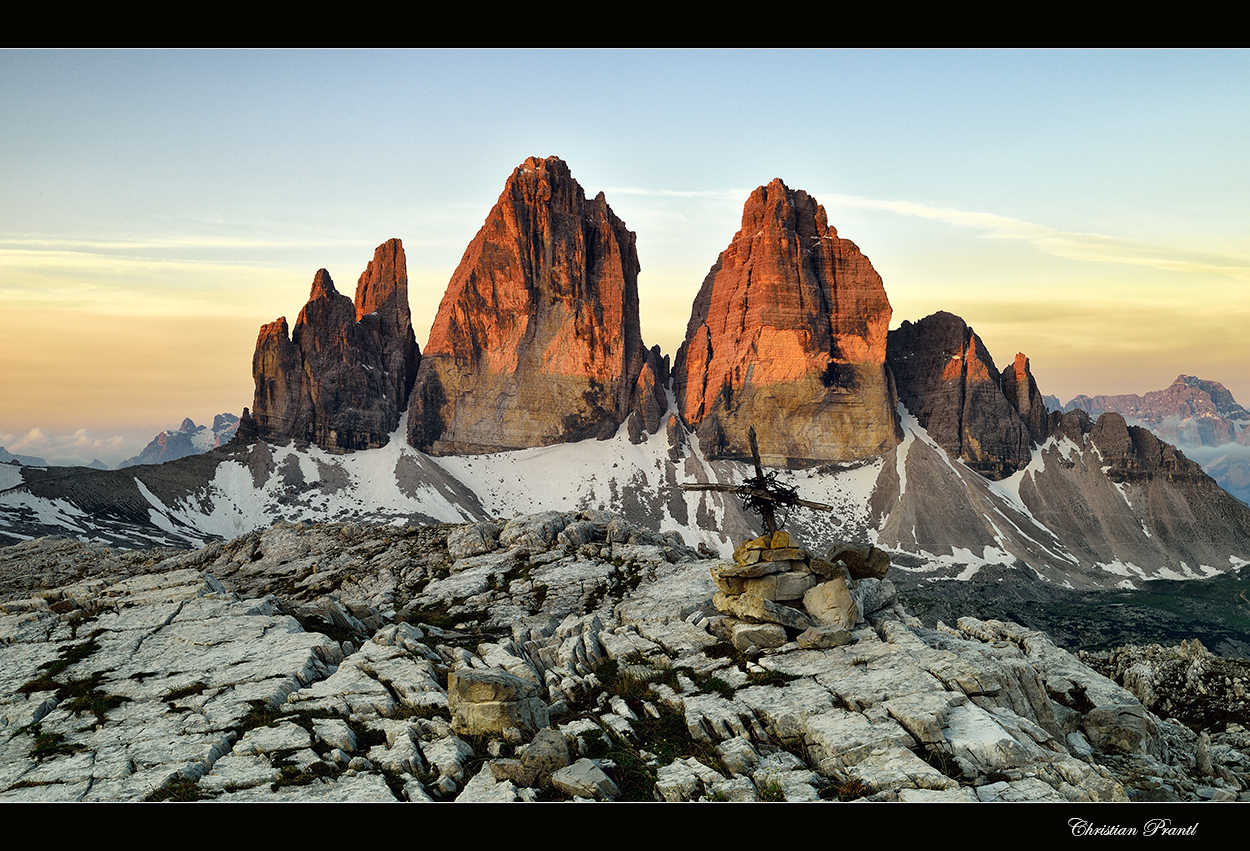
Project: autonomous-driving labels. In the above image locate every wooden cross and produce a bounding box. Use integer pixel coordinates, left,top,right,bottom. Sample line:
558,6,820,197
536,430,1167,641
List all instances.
680,426,833,537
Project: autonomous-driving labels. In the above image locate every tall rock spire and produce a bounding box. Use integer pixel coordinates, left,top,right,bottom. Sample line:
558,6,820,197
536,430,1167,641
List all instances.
250,239,419,452
354,238,420,410
673,178,899,466
1001,352,1051,447
408,156,665,454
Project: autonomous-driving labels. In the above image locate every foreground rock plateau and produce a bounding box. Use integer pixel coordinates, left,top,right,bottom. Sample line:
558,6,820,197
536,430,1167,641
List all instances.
2,513,1245,802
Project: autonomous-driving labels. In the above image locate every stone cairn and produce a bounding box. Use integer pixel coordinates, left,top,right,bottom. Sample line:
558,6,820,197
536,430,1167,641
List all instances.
710,532,897,653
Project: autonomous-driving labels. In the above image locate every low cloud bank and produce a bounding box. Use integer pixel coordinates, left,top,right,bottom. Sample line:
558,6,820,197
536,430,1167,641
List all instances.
0,427,137,469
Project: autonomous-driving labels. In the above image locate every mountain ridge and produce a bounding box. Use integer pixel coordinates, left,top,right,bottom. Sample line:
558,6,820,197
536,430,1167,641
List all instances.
1060,375,1250,505
3,156,1248,595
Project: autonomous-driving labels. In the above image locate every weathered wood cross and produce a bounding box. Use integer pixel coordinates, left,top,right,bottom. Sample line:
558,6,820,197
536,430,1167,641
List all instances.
680,426,833,537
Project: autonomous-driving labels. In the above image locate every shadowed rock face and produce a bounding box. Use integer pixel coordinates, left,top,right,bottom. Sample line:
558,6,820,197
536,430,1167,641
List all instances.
355,238,421,409
408,156,665,454
1087,412,1208,483
673,178,899,467
251,239,419,452
888,311,1032,480
1001,352,1051,448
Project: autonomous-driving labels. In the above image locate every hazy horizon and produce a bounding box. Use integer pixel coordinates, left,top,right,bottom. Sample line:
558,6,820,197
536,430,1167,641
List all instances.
4,49,1248,467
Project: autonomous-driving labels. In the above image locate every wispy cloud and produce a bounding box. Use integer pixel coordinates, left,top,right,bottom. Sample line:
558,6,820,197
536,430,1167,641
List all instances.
0,248,296,316
826,194,1250,282
0,236,361,252
604,187,751,202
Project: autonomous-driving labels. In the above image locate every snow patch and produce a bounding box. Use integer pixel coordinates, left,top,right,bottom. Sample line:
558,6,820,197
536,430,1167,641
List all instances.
1054,435,1081,463
1151,563,1193,581
894,404,916,499
0,466,25,491
888,544,1016,581
1098,560,1148,579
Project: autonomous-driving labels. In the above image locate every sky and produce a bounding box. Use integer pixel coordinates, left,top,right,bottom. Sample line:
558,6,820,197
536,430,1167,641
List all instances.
2,49,1248,466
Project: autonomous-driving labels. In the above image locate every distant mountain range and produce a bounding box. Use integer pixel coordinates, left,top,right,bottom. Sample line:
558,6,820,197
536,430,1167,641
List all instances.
1052,376,1250,504
0,447,48,467
3,155,1249,595
119,414,239,468
1,415,239,472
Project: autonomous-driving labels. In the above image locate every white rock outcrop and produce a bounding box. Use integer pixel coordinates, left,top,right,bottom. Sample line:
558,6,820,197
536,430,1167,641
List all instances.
0,512,1245,803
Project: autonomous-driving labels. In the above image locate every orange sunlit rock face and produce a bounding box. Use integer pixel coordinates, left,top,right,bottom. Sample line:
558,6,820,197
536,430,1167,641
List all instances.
250,239,419,452
673,178,899,466
408,156,666,454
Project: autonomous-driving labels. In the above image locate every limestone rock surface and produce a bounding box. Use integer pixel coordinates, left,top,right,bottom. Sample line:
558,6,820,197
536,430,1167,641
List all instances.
3,513,1248,804
673,178,899,467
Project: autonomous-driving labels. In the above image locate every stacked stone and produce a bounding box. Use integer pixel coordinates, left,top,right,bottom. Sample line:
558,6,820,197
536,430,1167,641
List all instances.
710,531,897,653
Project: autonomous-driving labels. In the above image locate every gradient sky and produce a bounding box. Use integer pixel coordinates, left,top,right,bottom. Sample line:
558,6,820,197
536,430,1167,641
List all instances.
3,49,1248,466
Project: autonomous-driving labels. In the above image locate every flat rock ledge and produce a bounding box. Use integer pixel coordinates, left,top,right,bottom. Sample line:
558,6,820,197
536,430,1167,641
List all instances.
0,512,1246,802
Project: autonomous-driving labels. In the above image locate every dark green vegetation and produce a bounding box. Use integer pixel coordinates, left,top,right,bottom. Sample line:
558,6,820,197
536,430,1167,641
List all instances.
144,777,209,802
25,724,86,761
895,563,1250,658
145,700,400,801
566,658,726,800
17,632,129,729
1084,648,1250,735
581,557,646,615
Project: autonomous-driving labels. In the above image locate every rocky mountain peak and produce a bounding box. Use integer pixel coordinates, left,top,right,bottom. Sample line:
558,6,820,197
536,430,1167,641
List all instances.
119,413,241,468
887,311,1033,480
355,239,403,315
251,240,420,453
308,268,338,302
1176,375,1249,421
408,156,664,454
1000,352,1051,447
1065,374,1248,449
673,178,899,466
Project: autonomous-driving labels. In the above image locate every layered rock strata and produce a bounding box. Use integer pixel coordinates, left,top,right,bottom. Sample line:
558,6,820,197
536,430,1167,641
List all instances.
251,239,419,452
408,156,665,454
674,179,899,467
887,311,1034,480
